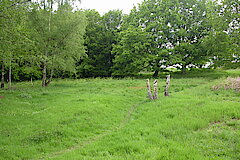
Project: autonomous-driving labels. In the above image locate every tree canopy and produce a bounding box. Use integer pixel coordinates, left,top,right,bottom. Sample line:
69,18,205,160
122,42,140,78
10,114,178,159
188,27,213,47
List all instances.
0,0,239,87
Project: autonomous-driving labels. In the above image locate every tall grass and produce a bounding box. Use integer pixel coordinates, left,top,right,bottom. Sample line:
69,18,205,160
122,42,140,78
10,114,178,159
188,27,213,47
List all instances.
0,70,239,159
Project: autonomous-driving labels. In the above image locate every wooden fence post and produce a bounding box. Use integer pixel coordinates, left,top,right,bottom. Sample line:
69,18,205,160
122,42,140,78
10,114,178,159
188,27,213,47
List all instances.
164,75,170,96
153,79,158,99
146,79,153,100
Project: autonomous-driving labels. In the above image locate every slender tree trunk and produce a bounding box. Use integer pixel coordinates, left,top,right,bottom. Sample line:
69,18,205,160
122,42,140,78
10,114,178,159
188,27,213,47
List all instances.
1,62,4,89
30,76,33,87
42,60,47,87
49,67,53,81
153,79,158,99
146,79,153,100
46,67,53,86
153,59,160,77
8,59,11,89
46,56,54,86
153,70,159,78
42,3,52,87
182,64,186,74
164,75,171,96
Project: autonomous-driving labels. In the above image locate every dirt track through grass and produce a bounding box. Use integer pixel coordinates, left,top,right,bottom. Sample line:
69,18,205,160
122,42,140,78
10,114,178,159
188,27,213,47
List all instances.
41,100,148,159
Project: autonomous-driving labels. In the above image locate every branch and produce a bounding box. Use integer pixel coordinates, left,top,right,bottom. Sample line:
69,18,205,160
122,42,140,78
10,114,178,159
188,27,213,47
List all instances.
0,0,31,13
54,21,82,50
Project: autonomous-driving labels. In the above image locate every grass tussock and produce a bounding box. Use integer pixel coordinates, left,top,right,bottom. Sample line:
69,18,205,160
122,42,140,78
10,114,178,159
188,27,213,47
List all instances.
212,77,240,91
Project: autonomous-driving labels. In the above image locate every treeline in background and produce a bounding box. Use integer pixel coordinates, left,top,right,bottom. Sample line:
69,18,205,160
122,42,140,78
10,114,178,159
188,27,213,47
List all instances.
0,0,239,87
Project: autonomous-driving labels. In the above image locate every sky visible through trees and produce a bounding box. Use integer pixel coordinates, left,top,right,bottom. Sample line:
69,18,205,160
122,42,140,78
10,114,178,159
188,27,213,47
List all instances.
80,0,144,14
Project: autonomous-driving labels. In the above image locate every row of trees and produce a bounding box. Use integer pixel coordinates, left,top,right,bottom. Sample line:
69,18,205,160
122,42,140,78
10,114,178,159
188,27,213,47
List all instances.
1,0,86,88
0,0,239,88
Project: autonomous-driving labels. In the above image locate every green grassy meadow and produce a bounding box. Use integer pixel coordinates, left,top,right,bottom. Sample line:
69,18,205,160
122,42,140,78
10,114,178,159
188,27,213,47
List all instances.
0,70,240,160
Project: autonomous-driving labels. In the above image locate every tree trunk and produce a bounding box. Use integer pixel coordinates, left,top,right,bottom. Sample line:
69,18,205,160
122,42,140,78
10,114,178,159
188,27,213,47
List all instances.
42,60,47,87
8,59,11,89
153,70,159,78
1,62,4,89
30,76,33,87
46,67,53,86
164,75,171,96
182,64,186,74
42,5,52,87
153,79,158,99
146,79,153,100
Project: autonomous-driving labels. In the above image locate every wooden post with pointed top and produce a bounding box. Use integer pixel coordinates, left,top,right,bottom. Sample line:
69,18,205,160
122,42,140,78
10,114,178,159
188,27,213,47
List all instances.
147,79,158,100
164,75,170,96
153,79,158,99
146,79,153,100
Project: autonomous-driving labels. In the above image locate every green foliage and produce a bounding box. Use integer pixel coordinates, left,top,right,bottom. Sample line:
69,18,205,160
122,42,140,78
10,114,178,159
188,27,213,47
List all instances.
119,0,239,74
200,0,240,69
79,10,123,77
112,26,150,76
28,3,87,75
0,0,87,86
201,32,232,68
0,0,28,62
122,0,211,74
0,0,239,82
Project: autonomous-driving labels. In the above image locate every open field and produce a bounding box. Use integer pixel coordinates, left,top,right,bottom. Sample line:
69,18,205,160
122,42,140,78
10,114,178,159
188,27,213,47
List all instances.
0,70,240,159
